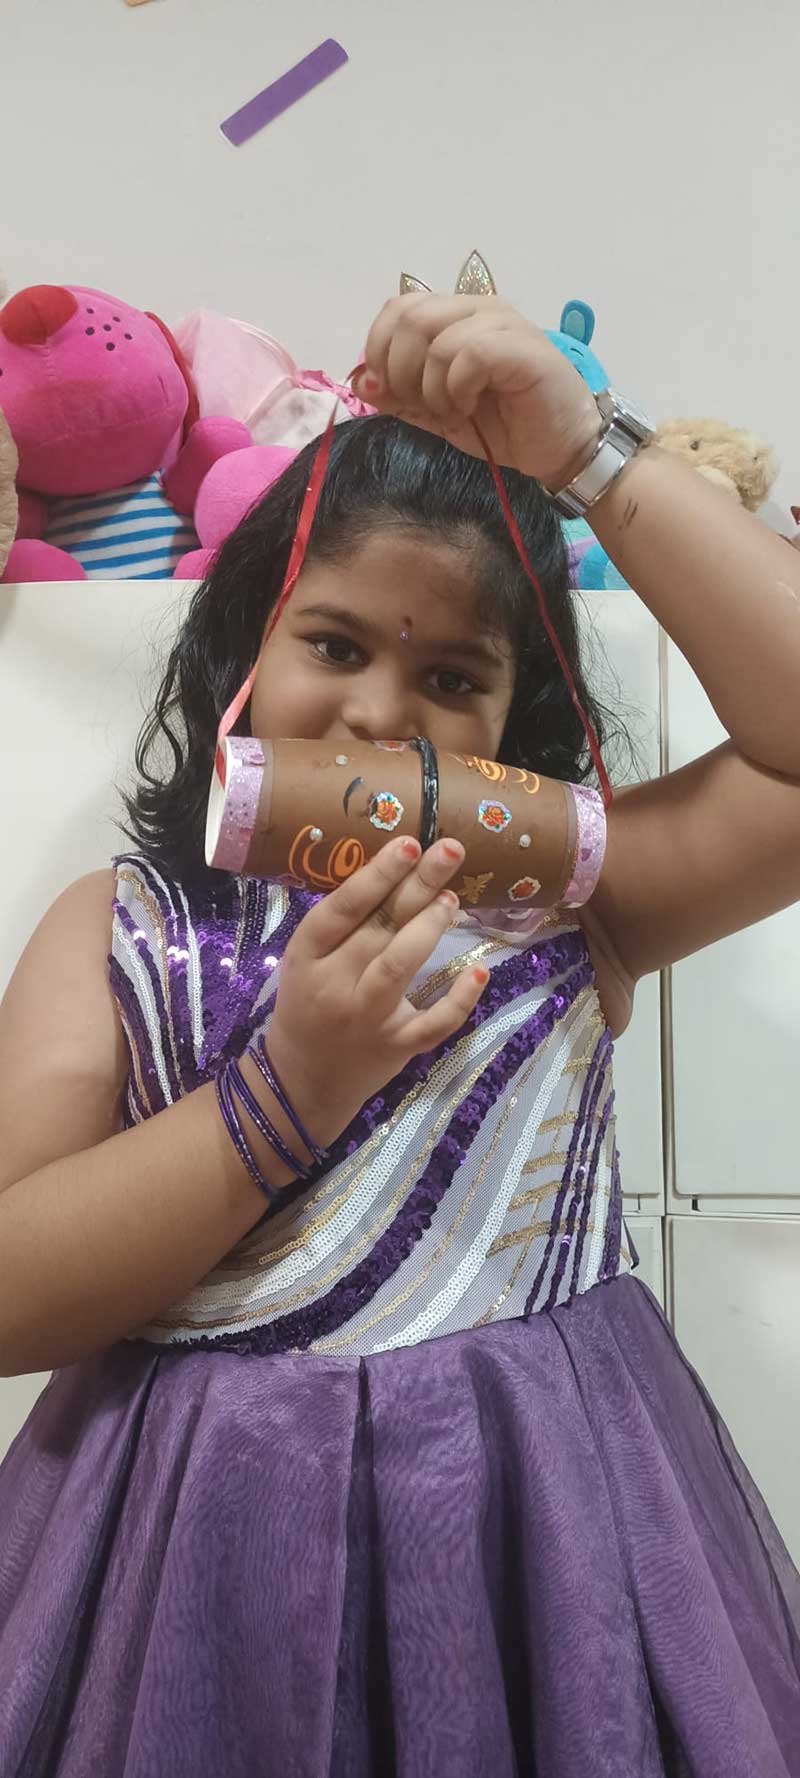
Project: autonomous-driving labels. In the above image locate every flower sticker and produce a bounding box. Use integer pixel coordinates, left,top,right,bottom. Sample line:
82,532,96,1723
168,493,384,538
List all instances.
508,876,541,902
369,791,405,831
477,799,512,834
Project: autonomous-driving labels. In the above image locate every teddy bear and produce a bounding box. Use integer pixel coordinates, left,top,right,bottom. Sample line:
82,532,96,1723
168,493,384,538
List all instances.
0,405,18,579
0,282,252,582
654,417,778,509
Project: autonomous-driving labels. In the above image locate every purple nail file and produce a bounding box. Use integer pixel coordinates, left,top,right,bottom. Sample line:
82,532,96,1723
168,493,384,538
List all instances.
221,39,348,147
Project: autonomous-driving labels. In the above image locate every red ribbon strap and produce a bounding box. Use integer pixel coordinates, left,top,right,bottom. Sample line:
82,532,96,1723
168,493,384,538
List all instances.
470,416,613,808
215,403,337,779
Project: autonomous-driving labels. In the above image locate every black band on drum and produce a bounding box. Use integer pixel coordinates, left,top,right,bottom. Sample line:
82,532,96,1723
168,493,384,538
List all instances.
411,736,440,852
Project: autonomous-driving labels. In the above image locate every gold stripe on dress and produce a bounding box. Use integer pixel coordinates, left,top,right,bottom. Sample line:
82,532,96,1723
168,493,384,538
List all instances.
508,1178,562,1213
408,938,500,1008
522,1149,570,1174
116,1002,154,1120
117,867,182,1091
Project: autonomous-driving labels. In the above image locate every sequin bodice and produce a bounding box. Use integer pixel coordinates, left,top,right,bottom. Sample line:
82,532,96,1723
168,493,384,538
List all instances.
110,857,635,1356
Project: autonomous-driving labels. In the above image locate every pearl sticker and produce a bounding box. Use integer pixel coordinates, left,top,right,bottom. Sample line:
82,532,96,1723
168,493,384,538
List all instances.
519,833,532,849
477,799,512,834
310,827,324,842
335,755,349,766
508,876,541,902
369,791,405,831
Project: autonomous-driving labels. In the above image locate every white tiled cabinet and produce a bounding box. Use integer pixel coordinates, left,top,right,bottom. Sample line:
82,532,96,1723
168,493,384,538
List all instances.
667,1215,800,1568
667,638,800,1213
0,579,186,1462
665,635,800,1560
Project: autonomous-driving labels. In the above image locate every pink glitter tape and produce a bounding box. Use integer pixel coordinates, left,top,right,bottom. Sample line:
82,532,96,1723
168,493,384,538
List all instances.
211,737,265,872
562,783,607,907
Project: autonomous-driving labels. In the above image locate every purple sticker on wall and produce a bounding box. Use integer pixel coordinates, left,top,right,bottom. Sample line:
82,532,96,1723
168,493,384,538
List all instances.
221,40,349,147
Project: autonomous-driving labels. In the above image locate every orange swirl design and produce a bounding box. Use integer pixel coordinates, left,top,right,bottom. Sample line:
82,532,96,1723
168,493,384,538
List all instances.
456,756,540,795
458,754,507,782
287,826,366,891
510,765,541,796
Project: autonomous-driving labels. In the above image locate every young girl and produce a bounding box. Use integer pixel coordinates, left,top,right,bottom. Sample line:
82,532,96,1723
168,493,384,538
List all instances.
1,290,799,1778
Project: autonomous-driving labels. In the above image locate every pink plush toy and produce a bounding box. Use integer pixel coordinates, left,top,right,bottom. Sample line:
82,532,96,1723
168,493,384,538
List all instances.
174,444,298,580
0,283,251,583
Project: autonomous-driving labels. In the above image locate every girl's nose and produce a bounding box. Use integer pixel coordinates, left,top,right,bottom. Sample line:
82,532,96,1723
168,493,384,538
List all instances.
340,675,414,746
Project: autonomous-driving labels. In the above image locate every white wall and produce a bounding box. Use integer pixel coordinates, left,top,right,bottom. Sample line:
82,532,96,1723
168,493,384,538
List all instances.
2,0,799,514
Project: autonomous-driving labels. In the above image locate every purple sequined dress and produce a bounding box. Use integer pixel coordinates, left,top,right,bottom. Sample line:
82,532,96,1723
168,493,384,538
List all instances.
1,860,799,1777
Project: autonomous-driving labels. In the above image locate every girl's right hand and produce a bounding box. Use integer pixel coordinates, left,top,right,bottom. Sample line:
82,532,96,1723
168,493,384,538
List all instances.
265,836,488,1145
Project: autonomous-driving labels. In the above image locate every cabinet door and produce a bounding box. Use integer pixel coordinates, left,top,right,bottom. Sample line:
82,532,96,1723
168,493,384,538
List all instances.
0,580,186,994
667,1213,800,1566
577,590,663,1207
666,639,800,1210
0,581,180,1439
0,1374,51,1467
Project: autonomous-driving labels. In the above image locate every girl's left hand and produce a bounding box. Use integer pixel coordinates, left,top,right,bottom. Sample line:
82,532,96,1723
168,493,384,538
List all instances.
353,294,602,490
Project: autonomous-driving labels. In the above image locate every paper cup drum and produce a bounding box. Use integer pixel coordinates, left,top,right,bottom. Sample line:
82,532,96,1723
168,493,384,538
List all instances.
206,738,606,909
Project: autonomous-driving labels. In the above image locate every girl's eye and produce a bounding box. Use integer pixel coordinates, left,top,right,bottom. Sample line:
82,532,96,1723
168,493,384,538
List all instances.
429,667,478,697
311,636,365,667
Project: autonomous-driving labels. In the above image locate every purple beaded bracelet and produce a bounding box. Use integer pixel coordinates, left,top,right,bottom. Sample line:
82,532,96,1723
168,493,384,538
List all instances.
249,1035,328,1168
215,1049,318,1201
215,1066,283,1204
226,1056,312,1181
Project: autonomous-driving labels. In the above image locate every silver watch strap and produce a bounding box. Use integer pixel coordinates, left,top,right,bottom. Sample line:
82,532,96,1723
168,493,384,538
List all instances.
550,387,654,519
553,436,629,518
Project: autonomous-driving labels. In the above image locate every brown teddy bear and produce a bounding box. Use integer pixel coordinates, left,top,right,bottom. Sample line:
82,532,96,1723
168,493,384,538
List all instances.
0,279,19,578
0,405,18,579
654,417,778,509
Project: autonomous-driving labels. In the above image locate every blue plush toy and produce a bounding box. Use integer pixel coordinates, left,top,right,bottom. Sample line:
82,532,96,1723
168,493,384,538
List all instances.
546,302,629,592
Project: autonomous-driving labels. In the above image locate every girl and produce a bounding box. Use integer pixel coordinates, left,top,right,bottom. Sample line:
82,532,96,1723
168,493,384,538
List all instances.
1,290,799,1778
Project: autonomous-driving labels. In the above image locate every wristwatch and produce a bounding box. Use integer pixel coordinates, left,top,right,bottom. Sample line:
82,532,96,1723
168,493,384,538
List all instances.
550,388,655,519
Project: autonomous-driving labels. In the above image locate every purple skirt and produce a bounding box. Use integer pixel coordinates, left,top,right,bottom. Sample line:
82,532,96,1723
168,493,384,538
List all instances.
1,1275,799,1778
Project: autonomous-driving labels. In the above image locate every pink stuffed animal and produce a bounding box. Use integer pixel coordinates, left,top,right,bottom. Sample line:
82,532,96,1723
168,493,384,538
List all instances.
174,444,298,580
0,283,251,582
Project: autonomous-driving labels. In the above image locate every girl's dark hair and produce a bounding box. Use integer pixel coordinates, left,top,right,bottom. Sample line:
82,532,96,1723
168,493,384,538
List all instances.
124,415,621,883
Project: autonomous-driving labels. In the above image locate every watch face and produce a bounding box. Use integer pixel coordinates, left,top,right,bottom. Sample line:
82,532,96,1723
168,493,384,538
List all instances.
601,386,655,438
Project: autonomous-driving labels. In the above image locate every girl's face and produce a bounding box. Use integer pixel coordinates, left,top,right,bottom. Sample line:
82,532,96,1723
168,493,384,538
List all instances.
249,530,516,757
